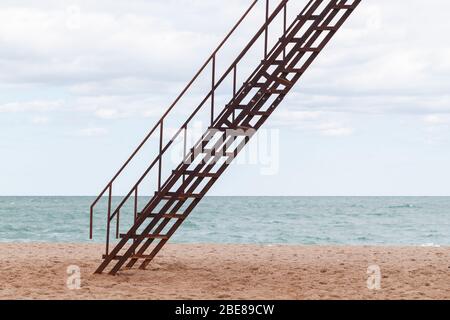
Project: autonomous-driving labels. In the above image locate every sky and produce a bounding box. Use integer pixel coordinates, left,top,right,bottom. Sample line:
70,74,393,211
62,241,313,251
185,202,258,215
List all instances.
1,0,449,196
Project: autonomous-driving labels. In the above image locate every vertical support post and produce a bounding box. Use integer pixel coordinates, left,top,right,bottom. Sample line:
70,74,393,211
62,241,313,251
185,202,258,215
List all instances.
283,2,287,59
115,209,120,239
183,125,187,185
89,206,93,239
106,184,112,256
264,0,269,58
133,186,138,254
134,187,138,222
233,65,237,122
211,55,216,126
158,121,163,191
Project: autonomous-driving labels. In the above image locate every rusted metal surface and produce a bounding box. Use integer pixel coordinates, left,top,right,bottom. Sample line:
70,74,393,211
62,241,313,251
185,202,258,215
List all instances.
90,0,361,275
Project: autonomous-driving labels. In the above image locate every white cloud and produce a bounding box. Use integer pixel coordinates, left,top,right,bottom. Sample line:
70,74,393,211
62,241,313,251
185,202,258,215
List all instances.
95,108,125,120
289,0,450,115
316,122,354,137
424,114,450,126
1,0,450,128
30,116,50,125
422,114,450,145
0,2,223,87
75,127,108,137
274,110,322,123
0,100,64,113
74,95,168,119
2,0,450,196
271,109,354,138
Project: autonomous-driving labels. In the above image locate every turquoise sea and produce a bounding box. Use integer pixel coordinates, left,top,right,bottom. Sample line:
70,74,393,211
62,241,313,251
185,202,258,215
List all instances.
0,197,449,245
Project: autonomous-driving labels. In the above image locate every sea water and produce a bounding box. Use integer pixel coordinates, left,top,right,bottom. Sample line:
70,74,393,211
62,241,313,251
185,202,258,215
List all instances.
0,196,449,245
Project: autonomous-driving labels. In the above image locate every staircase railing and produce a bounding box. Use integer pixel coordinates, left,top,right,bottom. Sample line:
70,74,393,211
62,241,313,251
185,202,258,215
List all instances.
89,0,299,248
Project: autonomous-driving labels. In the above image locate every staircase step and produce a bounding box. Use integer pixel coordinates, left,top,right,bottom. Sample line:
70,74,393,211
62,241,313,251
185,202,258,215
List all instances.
105,254,166,260
262,59,284,65
131,254,154,260
102,254,123,260
182,170,219,178
298,14,321,20
201,148,238,158
248,110,271,116
136,211,186,219
244,80,270,91
209,126,254,133
226,104,248,110
316,26,337,32
252,82,266,88
289,38,304,44
275,77,292,86
298,47,320,52
284,67,305,73
267,88,286,94
261,71,272,80
102,253,163,261
157,192,203,200
335,4,354,10
120,233,169,240
147,213,185,219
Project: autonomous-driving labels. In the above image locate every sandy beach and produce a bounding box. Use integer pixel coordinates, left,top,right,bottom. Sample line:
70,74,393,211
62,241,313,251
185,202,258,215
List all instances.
1,243,449,300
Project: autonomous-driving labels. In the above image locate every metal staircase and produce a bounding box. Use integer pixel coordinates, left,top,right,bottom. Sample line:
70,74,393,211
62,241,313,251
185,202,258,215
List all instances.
90,0,361,275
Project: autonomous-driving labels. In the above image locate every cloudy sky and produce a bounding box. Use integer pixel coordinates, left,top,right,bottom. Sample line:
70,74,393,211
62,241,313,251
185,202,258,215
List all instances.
1,0,449,196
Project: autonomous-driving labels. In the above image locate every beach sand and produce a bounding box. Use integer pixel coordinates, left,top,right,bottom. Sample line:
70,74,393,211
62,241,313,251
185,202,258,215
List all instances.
1,243,449,300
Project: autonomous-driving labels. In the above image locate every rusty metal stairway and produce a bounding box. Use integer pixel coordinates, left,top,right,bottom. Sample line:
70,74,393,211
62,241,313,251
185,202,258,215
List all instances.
90,0,361,275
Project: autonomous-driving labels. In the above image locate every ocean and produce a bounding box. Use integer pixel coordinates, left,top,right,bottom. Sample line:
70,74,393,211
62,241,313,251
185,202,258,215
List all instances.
0,196,449,245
